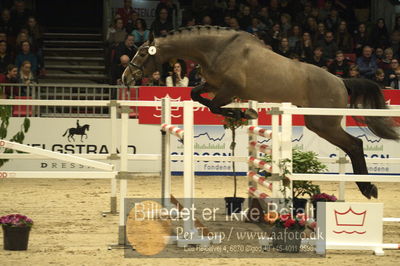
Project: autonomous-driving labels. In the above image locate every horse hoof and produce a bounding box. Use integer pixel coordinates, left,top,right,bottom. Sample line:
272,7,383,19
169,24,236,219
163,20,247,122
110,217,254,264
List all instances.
362,184,378,199
243,109,258,119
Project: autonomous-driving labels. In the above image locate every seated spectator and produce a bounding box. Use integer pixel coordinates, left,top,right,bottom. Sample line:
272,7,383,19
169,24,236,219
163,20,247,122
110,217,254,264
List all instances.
125,10,139,34
225,0,240,18
318,0,333,22
279,13,292,37
356,46,377,79
116,0,134,27
150,7,173,37
0,64,18,98
268,23,282,51
15,31,30,53
276,37,292,58
389,67,400,89
0,40,13,74
373,68,386,89
0,9,15,40
294,32,313,61
146,70,164,86
313,22,326,44
113,34,136,65
385,59,399,86
324,8,340,32
229,17,241,31
317,31,338,61
304,16,318,37
328,50,350,78
370,18,390,49
17,60,36,85
375,47,384,61
246,17,265,34
378,48,393,70
10,0,33,34
257,6,273,30
288,25,301,49
389,30,400,59
15,40,37,74
348,64,360,78
307,46,327,68
335,20,353,53
107,18,127,48
26,16,44,73
131,18,149,47
26,16,43,51
202,15,213,26
238,6,252,30
166,62,188,87
156,0,178,25
111,54,129,85
354,23,370,57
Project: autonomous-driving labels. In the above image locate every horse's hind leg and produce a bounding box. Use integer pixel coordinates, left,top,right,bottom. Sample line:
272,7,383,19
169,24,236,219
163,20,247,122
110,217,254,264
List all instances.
191,84,257,119
304,116,377,199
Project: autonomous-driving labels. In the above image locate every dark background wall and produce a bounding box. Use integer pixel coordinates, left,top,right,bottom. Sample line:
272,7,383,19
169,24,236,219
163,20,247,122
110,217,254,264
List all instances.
35,0,103,28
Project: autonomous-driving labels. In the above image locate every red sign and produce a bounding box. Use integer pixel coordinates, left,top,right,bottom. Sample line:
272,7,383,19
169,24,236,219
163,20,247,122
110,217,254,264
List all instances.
138,86,400,126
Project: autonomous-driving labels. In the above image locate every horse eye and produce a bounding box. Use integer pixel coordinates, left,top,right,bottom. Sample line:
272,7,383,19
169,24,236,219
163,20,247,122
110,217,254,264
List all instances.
139,49,148,57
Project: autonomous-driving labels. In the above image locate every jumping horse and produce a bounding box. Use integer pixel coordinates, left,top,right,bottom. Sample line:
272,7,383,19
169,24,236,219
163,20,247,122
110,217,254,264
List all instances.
122,26,399,199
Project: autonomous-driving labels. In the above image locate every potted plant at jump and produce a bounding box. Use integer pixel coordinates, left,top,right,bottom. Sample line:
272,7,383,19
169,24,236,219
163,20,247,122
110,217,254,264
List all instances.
1,214,33,250
266,212,307,253
311,192,337,219
223,114,248,215
262,149,326,214
291,149,326,214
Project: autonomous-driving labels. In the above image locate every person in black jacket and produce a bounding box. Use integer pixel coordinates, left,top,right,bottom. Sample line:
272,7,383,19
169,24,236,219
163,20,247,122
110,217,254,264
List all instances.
328,50,350,78
113,34,137,65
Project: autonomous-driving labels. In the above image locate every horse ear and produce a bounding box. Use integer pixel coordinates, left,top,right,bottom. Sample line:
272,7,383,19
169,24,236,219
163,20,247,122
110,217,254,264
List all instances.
149,32,155,44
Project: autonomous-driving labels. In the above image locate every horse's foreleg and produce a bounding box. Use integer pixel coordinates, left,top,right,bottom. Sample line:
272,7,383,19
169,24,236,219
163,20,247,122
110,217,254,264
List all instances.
305,116,377,199
191,84,257,119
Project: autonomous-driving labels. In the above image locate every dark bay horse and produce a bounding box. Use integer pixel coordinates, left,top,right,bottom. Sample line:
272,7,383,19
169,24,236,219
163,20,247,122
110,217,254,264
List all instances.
62,124,90,142
122,26,399,199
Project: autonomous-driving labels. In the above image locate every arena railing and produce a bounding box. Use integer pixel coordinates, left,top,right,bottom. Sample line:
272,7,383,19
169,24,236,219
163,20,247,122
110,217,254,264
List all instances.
0,83,139,118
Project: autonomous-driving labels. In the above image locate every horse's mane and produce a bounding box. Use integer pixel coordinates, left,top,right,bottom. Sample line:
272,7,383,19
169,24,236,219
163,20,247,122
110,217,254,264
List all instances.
161,25,240,39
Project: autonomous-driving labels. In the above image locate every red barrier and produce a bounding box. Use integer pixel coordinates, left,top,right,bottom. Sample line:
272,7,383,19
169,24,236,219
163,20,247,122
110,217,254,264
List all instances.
138,86,400,126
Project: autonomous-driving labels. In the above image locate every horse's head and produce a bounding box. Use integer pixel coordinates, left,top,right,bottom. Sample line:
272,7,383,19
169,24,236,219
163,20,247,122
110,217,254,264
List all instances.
122,34,159,87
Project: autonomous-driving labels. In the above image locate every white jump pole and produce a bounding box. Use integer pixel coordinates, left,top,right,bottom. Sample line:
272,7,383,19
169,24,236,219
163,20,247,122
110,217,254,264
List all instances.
270,108,283,199
281,103,293,202
161,97,172,208
110,102,118,214
0,140,113,171
338,117,346,201
182,100,195,236
118,106,129,245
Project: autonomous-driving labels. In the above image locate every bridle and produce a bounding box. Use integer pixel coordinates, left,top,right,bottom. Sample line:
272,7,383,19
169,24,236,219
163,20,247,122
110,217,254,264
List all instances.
125,45,156,86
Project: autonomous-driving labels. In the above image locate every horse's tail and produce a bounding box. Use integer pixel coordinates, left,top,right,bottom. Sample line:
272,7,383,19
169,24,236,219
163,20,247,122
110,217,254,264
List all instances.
62,129,69,137
343,78,399,140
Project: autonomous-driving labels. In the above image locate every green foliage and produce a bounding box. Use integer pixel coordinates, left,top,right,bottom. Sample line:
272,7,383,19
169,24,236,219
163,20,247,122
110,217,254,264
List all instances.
263,149,327,198
292,149,326,198
0,106,30,167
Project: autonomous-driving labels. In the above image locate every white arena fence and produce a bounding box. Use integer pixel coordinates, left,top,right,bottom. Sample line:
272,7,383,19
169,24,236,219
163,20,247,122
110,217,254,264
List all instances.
1,97,400,253
0,83,139,118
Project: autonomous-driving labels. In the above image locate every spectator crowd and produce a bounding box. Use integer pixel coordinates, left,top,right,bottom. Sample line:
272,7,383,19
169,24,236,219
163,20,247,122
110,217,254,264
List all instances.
0,0,44,89
108,0,400,90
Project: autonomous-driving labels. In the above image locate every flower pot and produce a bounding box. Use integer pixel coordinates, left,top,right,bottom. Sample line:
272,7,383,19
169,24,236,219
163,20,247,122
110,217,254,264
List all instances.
271,226,303,253
2,225,31,251
224,197,245,215
293,198,308,214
